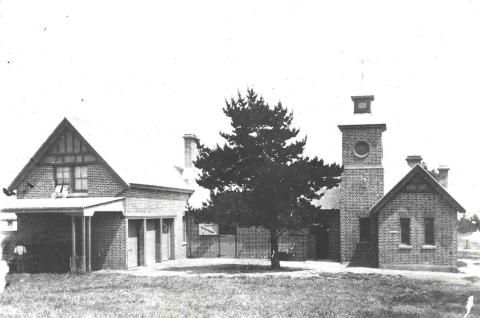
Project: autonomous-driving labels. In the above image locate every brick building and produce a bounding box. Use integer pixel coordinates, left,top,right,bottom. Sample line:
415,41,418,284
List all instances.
1,95,465,272
1,118,193,272
186,95,465,271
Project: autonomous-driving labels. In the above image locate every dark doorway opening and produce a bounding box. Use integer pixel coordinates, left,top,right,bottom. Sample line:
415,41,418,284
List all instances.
312,225,329,259
218,224,236,258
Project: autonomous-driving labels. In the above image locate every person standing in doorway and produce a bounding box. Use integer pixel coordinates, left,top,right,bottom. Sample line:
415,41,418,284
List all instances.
13,241,27,273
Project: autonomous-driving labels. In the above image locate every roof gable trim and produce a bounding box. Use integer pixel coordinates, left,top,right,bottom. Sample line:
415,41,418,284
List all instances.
129,183,194,194
8,118,129,191
370,164,466,214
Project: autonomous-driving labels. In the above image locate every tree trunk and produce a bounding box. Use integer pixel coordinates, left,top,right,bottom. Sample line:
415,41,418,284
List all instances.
270,229,280,269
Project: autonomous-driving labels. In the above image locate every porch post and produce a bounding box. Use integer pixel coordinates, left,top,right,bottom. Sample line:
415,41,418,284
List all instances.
141,218,147,266
87,216,92,272
71,216,76,272
82,216,86,272
156,219,161,263
159,218,163,262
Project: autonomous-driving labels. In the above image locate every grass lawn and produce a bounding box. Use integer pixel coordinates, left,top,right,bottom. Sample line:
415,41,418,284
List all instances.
1,270,479,317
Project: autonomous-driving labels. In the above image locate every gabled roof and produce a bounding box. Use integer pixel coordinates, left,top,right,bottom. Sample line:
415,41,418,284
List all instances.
370,164,466,214
8,118,193,193
8,118,127,191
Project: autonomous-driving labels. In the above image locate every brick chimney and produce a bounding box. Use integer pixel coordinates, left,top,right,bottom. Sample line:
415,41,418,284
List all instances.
438,165,449,188
352,95,374,114
406,155,422,168
183,134,199,169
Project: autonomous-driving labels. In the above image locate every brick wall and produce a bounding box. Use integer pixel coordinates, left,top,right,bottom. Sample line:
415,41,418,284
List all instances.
340,126,385,167
237,227,271,259
92,212,127,270
17,163,126,199
340,167,383,263
377,192,458,267
186,212,219,257
186,211,312,260
339,125,385,264
17,165,55,199
87,164,125,196
285,234,309,260
124,188,189,260
124,188,189,217
237,227,309,260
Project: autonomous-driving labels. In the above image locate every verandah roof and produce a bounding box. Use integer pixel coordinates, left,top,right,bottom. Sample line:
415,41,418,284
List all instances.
1,197,125,216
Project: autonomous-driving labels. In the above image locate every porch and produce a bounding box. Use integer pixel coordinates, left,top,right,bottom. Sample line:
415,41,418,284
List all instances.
1,197,125,272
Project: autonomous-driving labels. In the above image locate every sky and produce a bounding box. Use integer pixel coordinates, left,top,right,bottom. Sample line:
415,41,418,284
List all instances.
0,0,479,214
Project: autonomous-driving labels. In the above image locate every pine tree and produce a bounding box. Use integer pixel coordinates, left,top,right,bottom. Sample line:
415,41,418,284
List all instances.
193,89,342,269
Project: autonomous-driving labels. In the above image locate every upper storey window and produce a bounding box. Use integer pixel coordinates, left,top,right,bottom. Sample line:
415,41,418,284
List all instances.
56,166,70,186
55,166,88,192
74,166,88,191
43,129,96,164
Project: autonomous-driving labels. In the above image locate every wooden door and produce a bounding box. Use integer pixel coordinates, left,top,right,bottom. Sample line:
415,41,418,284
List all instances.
161,219,172,261
145,220,157,265
127,221,139,268
219,235,236,258
218,224,236,258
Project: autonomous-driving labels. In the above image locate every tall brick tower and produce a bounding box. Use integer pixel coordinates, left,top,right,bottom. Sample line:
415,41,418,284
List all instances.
338,96,386,264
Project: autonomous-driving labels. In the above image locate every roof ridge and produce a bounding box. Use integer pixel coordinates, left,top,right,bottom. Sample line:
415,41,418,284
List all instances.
370,164,465,214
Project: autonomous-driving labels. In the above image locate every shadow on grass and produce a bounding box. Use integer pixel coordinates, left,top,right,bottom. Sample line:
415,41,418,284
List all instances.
157,264,304,274
462,276,480,283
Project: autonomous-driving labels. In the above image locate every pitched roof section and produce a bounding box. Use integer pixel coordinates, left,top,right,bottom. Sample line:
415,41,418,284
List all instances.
8,118,193,193
8,118,127,191
312,186,340,210
185,167,341,211
370,164,466,214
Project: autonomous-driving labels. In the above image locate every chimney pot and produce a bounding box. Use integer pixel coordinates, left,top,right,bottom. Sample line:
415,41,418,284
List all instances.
406,155,423,168
438,165,449,188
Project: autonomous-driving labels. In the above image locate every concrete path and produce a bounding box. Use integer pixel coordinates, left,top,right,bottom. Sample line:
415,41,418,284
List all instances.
99,258,480,286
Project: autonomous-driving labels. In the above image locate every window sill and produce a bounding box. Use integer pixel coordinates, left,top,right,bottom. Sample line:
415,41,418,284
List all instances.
182,242,187,246
398,244,413,250
357,241,372,244
421,245,437,250
67,192,88,198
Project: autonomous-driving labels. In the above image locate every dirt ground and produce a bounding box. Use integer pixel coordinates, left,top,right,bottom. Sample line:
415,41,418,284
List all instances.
99,257,480,286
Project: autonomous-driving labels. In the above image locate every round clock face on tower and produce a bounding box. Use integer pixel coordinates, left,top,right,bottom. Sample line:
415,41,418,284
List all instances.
353,140,370,158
